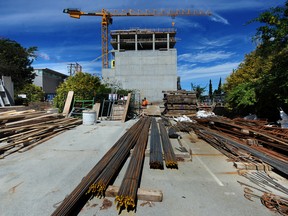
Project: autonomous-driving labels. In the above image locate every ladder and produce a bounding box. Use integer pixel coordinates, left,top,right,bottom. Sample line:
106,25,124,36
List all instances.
0,79,11,107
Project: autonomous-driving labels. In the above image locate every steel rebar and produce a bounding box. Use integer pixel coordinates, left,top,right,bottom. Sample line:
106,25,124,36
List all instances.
159,119,178,169
115,117,151,211
149,118,164,169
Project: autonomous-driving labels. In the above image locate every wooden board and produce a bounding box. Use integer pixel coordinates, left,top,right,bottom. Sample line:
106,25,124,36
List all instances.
165,110,197,115
166,104,197,110
105,185,163,202
62,91,74,117
92,103,101,120
234,162,271,171
121,93,131,123
165,95,197,104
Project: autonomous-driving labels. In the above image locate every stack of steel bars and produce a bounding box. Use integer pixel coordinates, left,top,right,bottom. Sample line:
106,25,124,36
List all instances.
52,118,147,216
191,123,288,176
149,118,164,169
85,118,149,198
176,118,288,176
115,117,151,211
159,119,178,169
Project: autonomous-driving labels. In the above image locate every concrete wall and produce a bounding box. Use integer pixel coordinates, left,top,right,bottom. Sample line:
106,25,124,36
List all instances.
34,69,43,88
42,73,63,94
102,49,177,102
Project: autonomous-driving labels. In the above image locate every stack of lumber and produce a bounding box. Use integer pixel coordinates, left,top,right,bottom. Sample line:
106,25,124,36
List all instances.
162,90,197,116
0,109,82,159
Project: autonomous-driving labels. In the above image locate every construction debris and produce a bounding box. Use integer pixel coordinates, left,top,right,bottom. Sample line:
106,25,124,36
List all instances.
238,180,288,215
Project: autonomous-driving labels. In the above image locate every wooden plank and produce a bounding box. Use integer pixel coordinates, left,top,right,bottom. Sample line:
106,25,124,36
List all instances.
62,91,74,117
105,185,163,202
0,110,17,115
18,130,65,153
0,145,23,159
165,110,197,115
5,113,59,127
167,104,197,110
234,162,271,171
165,95,197,104
121,93,131,123
92,103,101,120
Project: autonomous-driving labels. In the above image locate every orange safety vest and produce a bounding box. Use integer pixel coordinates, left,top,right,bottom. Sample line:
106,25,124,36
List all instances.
142,100,148,106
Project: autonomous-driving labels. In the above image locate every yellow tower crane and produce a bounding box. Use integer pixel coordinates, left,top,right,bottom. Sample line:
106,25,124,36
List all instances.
63,8,211,68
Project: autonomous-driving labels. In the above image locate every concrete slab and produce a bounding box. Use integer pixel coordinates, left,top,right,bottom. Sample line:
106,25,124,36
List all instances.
0,119,285,216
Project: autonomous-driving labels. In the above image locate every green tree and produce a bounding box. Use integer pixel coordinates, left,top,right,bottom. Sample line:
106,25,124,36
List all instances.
250,1,288,56
224,2,288,121
0,39,37,91
209,79,213,100
191,83,206,100
251,1,288,119
223,51,272,92
217,78,222,94
53,72,101,112
17,83,45,103
225,82,257,116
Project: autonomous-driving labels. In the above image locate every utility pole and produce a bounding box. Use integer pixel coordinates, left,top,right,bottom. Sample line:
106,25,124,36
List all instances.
67,62,82,76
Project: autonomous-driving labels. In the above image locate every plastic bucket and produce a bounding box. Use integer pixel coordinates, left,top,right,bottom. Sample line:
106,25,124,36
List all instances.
82,110,96,125
46,108,59,114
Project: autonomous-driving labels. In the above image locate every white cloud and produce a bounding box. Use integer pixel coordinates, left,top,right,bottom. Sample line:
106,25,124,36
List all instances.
178,61,240,81
170,17,204,29
178,51,235,63
201,37,233,47
209,13,229,25
32,60,102,76
37,52,50,60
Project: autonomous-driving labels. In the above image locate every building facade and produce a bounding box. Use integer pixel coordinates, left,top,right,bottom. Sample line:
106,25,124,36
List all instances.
33,68,68,101
102,28,178,103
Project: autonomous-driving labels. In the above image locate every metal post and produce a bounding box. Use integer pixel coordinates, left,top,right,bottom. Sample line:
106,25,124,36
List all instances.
153,33,155,51
135,34,138,51
117,34,120,51
167,33,170,50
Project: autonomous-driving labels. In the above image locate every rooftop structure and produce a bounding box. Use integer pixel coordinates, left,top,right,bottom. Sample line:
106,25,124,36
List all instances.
110,28,176,51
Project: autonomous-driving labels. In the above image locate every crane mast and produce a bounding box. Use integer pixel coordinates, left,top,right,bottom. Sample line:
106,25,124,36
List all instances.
63,8,211,68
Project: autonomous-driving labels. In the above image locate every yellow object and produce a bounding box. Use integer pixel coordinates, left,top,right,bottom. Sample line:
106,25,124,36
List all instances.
111,60,115,68
63,8,211,69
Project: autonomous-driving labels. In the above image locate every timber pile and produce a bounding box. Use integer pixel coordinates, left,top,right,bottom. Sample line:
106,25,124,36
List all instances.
162,90,197,116
0,109,81,158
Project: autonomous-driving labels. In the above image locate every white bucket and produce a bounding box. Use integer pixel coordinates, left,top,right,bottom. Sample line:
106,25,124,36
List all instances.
82,110,96,125
46,108,59,114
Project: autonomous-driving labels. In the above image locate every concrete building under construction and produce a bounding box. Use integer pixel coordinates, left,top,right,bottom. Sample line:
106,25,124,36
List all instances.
102,28,178,102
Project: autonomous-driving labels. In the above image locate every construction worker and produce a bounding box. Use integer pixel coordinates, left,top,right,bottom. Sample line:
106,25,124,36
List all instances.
142,97,149,107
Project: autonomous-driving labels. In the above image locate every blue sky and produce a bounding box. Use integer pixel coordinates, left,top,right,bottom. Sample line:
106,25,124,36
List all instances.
0,0,285,92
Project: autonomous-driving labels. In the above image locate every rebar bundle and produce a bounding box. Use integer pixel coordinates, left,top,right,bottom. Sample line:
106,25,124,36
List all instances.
198,127,288,175
159,120,178,169
177,118,288,176
149,118,164,169
86,118,147,198
52,118,146,216
115,117,151,211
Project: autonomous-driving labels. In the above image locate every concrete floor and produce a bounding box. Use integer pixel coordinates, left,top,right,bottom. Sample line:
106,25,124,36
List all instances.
0,119,285,216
